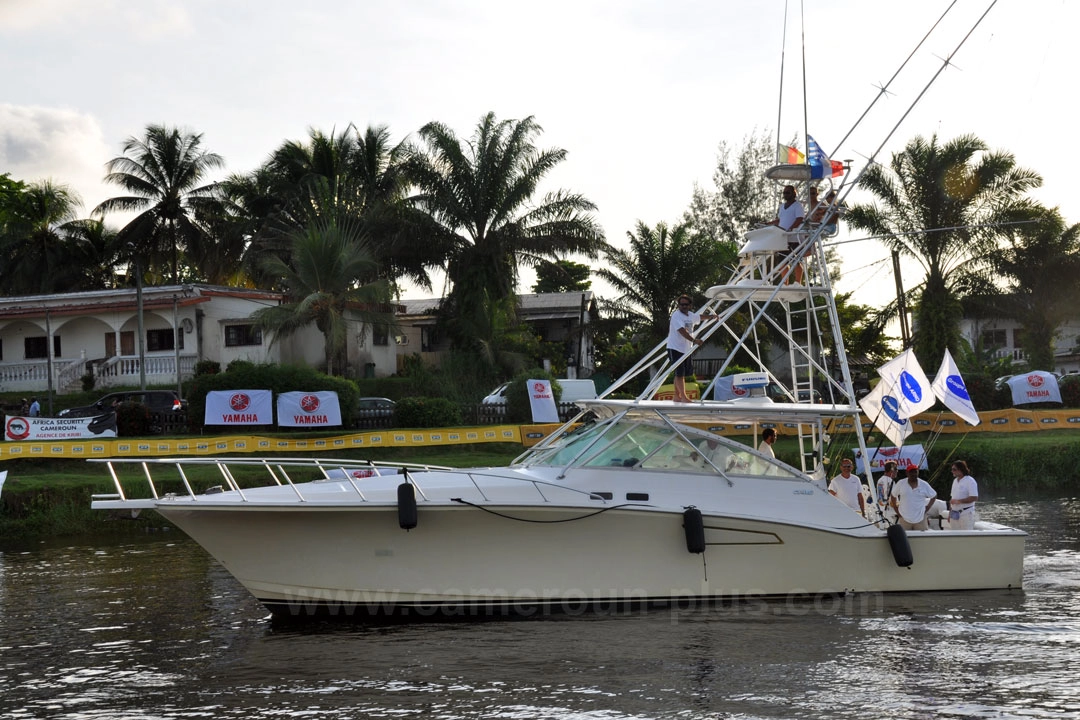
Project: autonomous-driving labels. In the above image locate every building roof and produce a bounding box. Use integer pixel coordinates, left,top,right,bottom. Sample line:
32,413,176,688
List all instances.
0,284,282,322
399,291,595,321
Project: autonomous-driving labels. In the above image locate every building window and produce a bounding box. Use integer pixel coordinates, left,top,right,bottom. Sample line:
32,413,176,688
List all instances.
421,327,438,353
147,328,184,352
373,324,389,346
225,324,262,347
25,336,61,359
981,329,1008,348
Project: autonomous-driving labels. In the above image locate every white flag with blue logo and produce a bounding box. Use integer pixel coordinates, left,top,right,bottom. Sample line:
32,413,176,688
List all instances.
858,380,912,447
931,349,980,425
876,349,936,420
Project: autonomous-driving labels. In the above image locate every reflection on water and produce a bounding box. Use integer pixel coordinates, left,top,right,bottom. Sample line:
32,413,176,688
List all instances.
1,499,1078,719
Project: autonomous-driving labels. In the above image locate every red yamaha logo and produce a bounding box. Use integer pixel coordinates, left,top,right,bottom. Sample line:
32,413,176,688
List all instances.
300,395,320,412
1028,374,1044,388
230,393,250,411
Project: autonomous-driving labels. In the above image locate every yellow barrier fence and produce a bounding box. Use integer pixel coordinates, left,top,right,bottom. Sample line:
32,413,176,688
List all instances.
0,426,522,459
3,409,1079,459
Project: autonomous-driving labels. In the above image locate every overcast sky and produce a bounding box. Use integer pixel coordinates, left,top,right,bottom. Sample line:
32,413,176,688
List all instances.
1,0,1074,307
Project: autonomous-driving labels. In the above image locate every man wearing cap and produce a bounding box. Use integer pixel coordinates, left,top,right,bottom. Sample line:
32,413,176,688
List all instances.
890,464,937,531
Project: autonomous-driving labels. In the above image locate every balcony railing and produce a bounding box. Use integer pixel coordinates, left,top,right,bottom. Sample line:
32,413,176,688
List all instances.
0,354,198,394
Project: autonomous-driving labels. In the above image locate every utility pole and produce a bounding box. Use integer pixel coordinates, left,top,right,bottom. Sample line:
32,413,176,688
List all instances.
892,249,910,347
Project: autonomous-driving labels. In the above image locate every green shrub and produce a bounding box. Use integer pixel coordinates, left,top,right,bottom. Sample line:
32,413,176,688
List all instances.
1060,374,1080,408
394,397,463,428
194,360,221,376
962,373,1001,411
80,373,96,392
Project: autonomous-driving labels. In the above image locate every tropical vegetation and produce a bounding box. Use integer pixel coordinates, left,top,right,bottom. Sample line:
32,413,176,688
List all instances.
5,118,1080,395
845,133,1042,369
985,206,1080,371
407,112,607,355
95,125,225,284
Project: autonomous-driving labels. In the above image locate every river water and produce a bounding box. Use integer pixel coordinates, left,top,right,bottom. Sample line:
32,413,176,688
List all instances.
1,498,1078,719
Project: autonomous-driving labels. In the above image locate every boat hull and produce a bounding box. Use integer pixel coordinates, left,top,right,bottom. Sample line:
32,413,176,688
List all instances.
156,503,1025,619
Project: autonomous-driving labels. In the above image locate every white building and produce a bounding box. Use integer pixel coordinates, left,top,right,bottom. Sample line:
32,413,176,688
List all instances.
397,291,598,377
959,315,1080,374
0,284,400,394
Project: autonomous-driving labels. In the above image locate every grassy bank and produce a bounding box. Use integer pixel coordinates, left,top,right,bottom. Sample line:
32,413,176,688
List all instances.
2,432,1078,542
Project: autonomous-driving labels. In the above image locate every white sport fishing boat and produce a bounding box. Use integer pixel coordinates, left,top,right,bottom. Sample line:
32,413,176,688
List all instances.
90,197,1026,619
91,8,1027,618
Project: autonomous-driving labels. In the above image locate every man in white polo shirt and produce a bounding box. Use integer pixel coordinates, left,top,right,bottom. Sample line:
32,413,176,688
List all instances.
829,458,865,516
891,464,937,531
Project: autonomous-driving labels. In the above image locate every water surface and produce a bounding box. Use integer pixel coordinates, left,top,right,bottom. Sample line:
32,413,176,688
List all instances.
1,499,1077,719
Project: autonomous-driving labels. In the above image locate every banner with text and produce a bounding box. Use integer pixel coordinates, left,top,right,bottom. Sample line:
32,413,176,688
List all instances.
276,391,342,427
204,390,273,425
527,379,560,423
4,414,117,441
853,443,928,474
1008,372,1062,406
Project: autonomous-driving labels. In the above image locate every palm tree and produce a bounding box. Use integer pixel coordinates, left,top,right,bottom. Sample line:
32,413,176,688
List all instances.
251,216,392,376
95,125,225,283
409,112,607,349
845,133,1041,367
595,220,737,346
0,180,85,295
64,218,126,290
236,124,448,294
991,207,1080,370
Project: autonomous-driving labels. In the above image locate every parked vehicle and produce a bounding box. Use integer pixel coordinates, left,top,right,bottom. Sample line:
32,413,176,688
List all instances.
356,397,396,417
58,390,185,418
481,379,598,405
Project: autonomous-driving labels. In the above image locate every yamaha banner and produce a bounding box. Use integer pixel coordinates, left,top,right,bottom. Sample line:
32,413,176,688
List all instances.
204,390,274,425
1008,372,1062,406
527,379,560,423
277,391,342,427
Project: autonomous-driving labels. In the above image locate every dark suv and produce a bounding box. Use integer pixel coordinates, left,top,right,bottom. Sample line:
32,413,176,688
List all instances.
59,390,186,418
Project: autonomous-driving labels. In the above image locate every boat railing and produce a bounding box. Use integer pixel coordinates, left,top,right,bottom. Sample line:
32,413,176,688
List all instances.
89,457,456,504
89,457,604,506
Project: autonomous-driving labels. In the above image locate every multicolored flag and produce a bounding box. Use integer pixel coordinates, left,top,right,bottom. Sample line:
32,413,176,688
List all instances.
777,143,805,165
931,349,981,425
807,135,844,178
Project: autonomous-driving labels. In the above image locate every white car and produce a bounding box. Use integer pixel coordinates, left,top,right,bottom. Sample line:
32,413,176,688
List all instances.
481,379,598,405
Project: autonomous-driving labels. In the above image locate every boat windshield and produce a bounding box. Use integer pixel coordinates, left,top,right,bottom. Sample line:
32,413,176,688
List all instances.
523,419,802,479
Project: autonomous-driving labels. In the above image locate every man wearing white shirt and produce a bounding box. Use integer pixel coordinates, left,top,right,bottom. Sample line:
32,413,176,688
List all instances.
891,465,937,531
666,295,715,403
829,458,865,516
757,428,776,458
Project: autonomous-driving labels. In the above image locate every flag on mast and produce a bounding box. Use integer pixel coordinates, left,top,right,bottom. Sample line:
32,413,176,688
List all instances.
858,381,913,447
807,135,844,178
876,349,936,420
777,143,805,164
931,349,981,426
